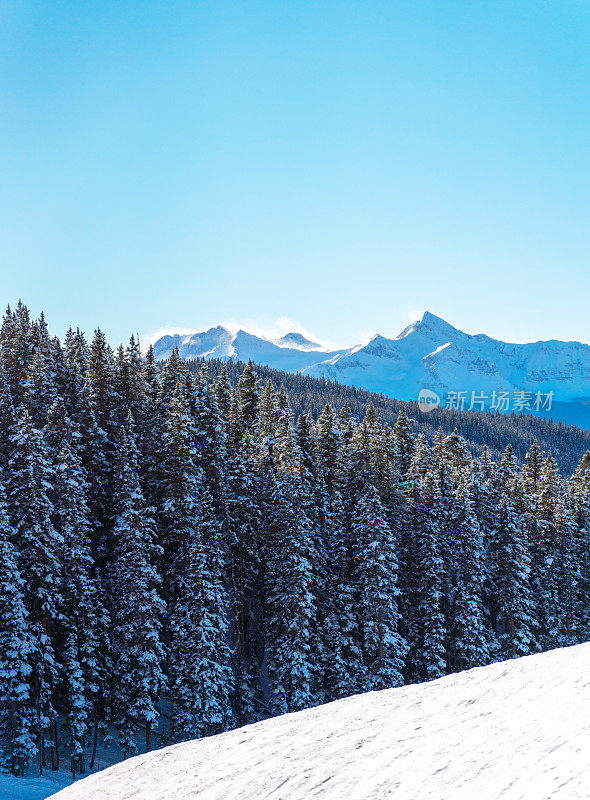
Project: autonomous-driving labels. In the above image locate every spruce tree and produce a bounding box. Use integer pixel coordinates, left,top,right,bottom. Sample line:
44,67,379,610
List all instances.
0,481,36,775
264,412,317,713
8,406,62,770
54,427,110,772
448,479,491,670
109,418,165,756
351,485,407,689
494,481,535,658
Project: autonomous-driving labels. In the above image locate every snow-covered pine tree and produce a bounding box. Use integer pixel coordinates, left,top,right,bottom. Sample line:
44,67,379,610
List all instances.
494,479,535,658
237,361,260,435
263,410,317,714
258,379,279,452
109,416,165,756
190,365,227,510
213,365,232,423
8,406,62,770
0,363,16,469
412,468,447,681
533,452,563,651
0,302,35,406
316,483,357,701
23,347,57,430
570,454,590,640
393,407,415,477
167,489,233,740
0,480,36,775
351,484,407,690
162,388,233,741
53,422,111,773
156,347,186,412
522,439,545,497
225,430,262,725
448,478,491,670
552,497,579,647
314,404,342,495
87,329,118,441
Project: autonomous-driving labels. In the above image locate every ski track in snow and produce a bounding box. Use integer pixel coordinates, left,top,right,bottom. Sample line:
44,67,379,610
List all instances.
48,644,590,800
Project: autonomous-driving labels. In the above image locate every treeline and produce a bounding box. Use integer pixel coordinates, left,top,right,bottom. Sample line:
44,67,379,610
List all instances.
0,302,589,778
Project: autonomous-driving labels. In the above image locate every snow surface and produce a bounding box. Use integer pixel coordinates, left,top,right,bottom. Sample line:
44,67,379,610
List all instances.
152,313,590,426
49,644,590,800
0,771,70,800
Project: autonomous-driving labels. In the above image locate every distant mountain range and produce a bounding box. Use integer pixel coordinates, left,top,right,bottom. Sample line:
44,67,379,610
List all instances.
153,312,590,427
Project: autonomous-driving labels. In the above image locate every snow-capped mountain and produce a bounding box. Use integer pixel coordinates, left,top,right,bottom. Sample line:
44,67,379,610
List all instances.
153,313,590,426
153,326,351,374
49,644,590,799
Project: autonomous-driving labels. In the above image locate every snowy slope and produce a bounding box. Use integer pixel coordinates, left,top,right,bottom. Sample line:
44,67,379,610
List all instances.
152,314,590,426
0,772,70,800
49,644,590,800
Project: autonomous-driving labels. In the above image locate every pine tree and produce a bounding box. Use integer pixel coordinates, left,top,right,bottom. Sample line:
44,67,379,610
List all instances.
23,348,57,429
393,407,415,477
8,406,62,770
413,470,447,680
352,485,407,689
315,404,342,495
156,347,186,411
448,479,491,670
317,486,357,700
87,329,117,437
494,481,535,658
0,481,37,775
264,413,317,713
225,431,262,724
0,302,34,405
109,418,165,756
0,363,16,469
54,426,110,772
167,483,233,741
237,361,260,434
533,453,563,650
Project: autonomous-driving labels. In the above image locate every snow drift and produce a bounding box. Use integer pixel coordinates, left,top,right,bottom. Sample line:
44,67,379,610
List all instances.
49,644,590,799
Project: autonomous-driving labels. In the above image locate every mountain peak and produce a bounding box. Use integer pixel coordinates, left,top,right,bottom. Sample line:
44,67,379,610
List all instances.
396,311,456,340
205,325,232,338
278,332,321,350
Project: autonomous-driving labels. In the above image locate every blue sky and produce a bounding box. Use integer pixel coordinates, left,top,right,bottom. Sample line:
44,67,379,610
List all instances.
1,1,589,349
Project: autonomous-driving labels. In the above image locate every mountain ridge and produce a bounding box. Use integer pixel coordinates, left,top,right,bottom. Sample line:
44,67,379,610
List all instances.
153,313,590,427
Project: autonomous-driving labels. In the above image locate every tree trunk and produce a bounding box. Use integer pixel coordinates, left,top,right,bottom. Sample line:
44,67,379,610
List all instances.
50,721,59,770
89,717,98,770
146,720,152,752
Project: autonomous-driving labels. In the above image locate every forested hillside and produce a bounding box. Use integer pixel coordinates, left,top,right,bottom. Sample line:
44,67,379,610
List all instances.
1,302,589,781
186,357,590,474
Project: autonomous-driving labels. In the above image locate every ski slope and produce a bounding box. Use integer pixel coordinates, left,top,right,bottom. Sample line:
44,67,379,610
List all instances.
49,644,590,800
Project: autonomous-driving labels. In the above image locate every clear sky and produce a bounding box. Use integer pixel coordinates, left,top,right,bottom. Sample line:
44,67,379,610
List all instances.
1,1,589,349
